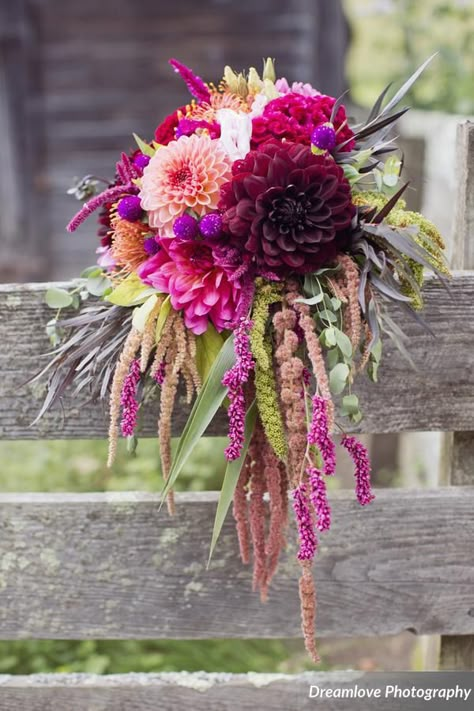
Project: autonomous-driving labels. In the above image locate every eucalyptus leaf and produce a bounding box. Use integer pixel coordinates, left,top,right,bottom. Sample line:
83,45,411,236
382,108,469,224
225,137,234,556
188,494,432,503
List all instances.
329,362,349,395
321,327,337,348
86,274,111,297
334,329,352,359
161,335,236,503
318,309,337,324
208,400,257,565
80,265,102,279
326,348,340,370
342,394,359,415
45,287,74,309
296,292,324,306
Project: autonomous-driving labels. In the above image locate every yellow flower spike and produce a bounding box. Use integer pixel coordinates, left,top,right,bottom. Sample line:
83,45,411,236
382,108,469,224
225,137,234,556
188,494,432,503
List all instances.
247,67,263,94
223,65,239,93
262,57,276,83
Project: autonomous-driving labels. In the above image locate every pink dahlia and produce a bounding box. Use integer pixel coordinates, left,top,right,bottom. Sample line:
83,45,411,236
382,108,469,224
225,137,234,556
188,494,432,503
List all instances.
139,134,232,233
251,92,354,150
137,238,243,334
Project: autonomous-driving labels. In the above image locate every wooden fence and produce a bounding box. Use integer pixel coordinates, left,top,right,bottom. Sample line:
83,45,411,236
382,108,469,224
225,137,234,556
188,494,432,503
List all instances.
0,122,473,708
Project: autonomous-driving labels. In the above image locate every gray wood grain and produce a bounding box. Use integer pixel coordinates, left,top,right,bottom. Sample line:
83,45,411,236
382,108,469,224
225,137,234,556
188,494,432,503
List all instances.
1,273,474,439
0,672,427,711
440,120,474,672
0,489,473,640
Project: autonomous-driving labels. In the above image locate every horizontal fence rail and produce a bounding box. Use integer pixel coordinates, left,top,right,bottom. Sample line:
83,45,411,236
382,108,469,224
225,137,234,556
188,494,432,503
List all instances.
1,273,474,438
0,489,473,640
0,672,420,711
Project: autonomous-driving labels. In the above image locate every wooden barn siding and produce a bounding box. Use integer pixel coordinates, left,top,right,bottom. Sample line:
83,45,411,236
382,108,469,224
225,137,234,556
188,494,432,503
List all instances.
2,273,474,439
0,489,473,640
25,0,347,280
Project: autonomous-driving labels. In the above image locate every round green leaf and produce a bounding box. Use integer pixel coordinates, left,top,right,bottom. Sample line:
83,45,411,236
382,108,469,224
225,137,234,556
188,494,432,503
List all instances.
86,274,111,297
44,287,74,309
329,362,349,395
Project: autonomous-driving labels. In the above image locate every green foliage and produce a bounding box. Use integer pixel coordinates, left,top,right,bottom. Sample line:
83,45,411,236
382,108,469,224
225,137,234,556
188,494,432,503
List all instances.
345,0,474,114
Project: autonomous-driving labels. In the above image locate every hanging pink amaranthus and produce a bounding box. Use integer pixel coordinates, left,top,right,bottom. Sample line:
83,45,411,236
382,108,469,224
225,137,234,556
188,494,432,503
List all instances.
120,359,141,437
307,395,336,476
341,435,375,506
292,483,317,561
222,318,255,461
307,467,331,532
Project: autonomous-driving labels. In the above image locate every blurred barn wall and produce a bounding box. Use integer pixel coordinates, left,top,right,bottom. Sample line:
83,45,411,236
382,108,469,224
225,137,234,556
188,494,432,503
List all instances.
0,0,349,281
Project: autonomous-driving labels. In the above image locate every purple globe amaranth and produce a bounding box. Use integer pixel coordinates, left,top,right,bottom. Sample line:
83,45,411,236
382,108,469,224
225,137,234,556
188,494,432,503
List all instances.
133,153,151,170
117,195,143,222
199,213,223,239
173,213,199,240
143,236,160,255
311,122,337,152
219,140,355,276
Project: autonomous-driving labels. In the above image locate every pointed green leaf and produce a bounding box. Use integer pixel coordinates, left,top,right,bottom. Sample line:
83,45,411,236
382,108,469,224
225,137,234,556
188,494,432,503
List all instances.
208,399,257,565
155,296,171,341
132,294,159,333
195,325,225,382
106,273,156,307
161,335,236,502
133,133,156,158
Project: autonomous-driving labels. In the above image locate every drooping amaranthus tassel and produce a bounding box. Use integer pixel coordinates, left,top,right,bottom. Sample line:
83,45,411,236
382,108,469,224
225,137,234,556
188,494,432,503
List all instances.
120,359,141,437
140,297,163,372
67,184,137,233
341,435,375,506
232,455,252,565
299,561,320,663
307,466,331,532
248,422,268,599
222,318,255,461
107,327,142,467
264,451,287,585
338,254,362,350
158,352,179,516
307,395,336,476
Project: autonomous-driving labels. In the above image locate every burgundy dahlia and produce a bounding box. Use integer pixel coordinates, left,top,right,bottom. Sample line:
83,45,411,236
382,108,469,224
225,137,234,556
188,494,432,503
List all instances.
219,141,355,276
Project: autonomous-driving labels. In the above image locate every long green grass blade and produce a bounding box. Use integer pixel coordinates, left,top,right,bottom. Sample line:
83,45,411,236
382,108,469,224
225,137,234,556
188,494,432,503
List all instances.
160,334,236,503
207,400,257,566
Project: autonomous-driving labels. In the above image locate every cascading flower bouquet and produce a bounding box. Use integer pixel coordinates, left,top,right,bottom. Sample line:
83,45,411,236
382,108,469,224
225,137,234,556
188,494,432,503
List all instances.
35,56,449,661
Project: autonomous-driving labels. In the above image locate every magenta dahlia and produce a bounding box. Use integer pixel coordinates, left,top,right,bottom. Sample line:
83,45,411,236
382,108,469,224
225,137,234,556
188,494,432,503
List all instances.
219,141,355,276
251,92,354,150
137,238,244,335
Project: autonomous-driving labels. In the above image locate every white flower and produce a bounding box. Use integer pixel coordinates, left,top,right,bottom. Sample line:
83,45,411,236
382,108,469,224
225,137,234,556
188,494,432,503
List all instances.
217,108,253,161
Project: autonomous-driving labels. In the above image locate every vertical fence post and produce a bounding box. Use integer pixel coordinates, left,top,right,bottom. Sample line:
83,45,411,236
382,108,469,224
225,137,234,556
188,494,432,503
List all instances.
439,121,474,671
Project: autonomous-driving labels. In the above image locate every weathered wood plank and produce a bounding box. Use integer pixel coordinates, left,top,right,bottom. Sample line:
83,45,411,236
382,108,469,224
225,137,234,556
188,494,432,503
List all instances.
0,489,473,640
0,672,448,711
1,274,474,439
440,119,474,672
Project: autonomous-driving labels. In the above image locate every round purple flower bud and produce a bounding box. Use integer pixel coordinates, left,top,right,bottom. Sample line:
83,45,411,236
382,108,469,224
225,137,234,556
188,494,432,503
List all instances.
133,153,150,170
173,213,199,240
199,213,223,239
311,122,337,151
117,195,142,222
143,237,160,255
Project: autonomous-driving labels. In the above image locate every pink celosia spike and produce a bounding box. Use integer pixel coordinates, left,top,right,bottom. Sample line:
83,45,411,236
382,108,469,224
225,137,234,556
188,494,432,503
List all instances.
341,435,375,506
169,58,211,103
67,183,136,233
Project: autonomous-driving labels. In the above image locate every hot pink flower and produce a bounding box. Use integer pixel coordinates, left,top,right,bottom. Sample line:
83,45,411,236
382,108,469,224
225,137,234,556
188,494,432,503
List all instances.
137,238,244,334
139,134,231,233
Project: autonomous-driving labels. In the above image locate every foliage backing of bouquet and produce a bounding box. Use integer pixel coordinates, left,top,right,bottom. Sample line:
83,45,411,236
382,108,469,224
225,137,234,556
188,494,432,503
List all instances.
35,55,449,662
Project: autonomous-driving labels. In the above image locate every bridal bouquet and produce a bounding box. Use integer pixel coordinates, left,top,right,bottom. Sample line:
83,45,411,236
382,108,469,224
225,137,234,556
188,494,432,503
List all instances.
36,57,448,661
